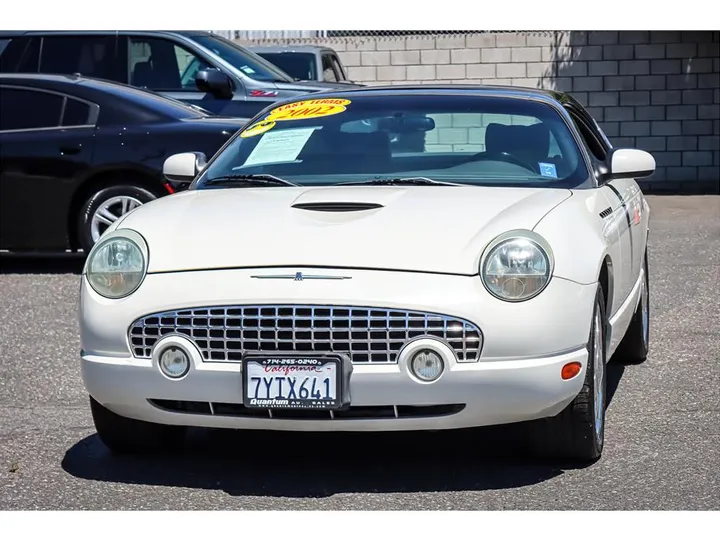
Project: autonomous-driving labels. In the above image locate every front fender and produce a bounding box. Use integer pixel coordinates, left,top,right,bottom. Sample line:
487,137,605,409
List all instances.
533,188,619,287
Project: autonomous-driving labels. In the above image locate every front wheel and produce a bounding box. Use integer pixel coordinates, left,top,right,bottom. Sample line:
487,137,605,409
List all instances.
77,184,160,252
534,285,608,463
90,396,186,455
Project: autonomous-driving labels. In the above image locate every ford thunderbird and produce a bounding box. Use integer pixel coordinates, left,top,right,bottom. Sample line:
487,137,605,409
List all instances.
79,85,653,462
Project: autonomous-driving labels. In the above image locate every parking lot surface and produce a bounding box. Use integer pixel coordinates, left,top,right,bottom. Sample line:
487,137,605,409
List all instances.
0,194,718,510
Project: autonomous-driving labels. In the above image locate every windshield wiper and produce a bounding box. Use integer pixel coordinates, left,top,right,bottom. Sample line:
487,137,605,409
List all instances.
338,177,460,187
204,174,299,187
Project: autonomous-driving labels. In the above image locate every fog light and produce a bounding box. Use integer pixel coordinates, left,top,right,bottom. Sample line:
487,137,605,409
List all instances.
411,349,444,382
159,345,190,379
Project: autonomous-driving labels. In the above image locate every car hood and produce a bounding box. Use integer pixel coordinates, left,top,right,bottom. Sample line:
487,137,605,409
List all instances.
118,186,572,275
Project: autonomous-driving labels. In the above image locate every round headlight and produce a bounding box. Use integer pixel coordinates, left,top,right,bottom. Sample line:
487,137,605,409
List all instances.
481,234,552,302
86,233,147,299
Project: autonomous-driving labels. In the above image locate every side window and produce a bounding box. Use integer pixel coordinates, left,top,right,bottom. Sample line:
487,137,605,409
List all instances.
62,98,92,126
0,87,63,131
0,36,41,73
39,36,122,82
178,55,204,88
330,55,346,81
129,37,210,91
321,54,338,82
0,39,9,57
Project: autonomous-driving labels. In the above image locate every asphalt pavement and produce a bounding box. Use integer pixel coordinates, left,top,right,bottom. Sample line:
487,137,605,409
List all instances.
0,194,718,510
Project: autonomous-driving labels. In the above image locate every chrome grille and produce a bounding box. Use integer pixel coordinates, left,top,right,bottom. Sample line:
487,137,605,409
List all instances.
128,305,483,364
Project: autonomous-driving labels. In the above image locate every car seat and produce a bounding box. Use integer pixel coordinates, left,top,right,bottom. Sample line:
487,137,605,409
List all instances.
485,122,551,174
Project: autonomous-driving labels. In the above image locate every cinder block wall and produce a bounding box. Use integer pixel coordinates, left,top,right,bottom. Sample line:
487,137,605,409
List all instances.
236,31,720,193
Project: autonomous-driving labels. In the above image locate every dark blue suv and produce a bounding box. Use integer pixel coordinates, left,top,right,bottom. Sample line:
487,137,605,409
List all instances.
0,30,362,118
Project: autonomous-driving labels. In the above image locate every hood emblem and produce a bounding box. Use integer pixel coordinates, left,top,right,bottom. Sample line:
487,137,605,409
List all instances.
251,272,352,281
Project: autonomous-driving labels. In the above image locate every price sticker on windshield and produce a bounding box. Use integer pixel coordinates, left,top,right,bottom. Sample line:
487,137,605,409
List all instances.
240,120,276,138
267,98,352,122
240,98,352,138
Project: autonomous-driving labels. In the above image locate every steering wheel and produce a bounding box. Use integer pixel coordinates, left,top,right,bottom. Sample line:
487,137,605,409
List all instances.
461,150,538,173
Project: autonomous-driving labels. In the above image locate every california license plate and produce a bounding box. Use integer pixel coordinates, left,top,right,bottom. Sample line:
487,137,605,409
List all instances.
242,355,344,410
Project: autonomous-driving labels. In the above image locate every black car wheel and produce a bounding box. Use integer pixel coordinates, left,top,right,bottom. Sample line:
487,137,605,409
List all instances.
90,396,186,455
535,284,608,463
77,184,160,252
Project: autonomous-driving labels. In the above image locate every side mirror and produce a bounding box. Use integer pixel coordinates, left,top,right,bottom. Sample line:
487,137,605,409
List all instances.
163,152,207,184
195,68,234,99
599,148,656,183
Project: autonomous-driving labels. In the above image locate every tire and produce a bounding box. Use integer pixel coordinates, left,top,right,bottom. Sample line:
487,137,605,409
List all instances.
534,285,608,463
614,251,650,364
90,396,186,455
77,184,160,252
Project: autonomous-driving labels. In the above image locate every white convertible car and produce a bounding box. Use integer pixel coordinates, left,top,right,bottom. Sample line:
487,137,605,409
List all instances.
79,85,653,462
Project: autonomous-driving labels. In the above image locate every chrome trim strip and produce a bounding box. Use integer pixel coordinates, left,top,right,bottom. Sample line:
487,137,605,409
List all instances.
148,265,476,277
251,273,352,280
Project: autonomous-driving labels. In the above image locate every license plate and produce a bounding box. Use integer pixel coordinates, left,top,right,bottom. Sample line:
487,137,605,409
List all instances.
242,355,343,410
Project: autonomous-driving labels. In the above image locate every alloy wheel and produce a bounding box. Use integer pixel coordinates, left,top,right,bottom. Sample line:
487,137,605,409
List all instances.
90,196,143,241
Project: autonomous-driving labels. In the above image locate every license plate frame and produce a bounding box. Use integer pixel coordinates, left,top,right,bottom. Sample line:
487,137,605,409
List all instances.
241,353,352,411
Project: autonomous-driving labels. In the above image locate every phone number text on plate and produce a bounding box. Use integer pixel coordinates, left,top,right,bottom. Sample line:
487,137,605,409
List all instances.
246,358,338,407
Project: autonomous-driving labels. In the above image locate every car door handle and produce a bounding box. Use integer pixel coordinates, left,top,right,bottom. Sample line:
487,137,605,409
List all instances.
59,145,81,155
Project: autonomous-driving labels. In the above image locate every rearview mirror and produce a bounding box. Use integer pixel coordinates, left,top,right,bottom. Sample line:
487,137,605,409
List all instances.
195,68,234,99
163,152,207,184
377,115,435,133
599,148,656,183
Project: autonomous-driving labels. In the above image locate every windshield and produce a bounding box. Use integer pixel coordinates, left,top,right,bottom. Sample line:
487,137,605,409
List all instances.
255,52,316,81
195,94,590,189
190,35,295,83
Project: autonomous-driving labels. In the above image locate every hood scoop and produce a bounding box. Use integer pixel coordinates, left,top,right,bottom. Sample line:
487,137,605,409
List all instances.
292,201,384,212
289,186,407,213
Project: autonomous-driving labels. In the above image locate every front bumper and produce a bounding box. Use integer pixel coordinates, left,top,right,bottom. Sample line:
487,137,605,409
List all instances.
79,266,597,432
82,345,588,431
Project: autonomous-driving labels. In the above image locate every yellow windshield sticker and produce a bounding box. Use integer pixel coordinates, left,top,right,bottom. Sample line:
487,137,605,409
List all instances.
240,99,351,138
240,120,276,138
266,98,352,122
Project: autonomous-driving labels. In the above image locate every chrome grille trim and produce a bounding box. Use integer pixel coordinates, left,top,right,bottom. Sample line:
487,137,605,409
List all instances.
128,305,483,364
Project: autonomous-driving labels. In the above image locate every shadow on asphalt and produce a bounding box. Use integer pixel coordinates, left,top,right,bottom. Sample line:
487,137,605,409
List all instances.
606,361,625,408
0,255,84,275
61,364,625,498
62,428,568,497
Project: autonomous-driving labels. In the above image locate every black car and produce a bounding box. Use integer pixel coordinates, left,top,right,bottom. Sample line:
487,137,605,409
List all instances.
0,31,362,119
0,73,248,254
